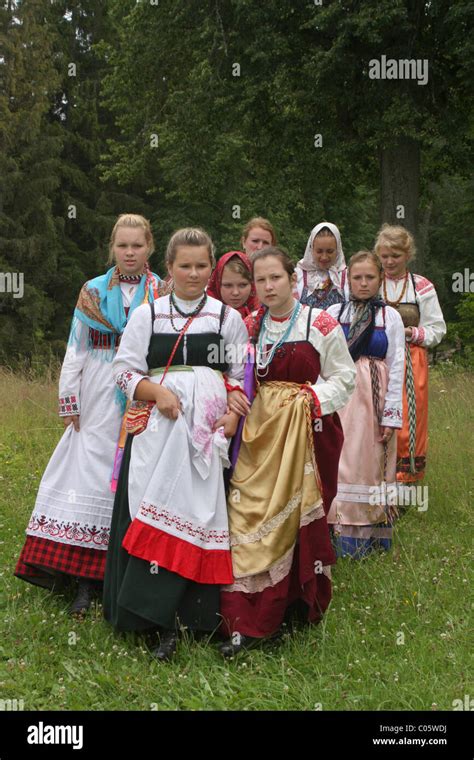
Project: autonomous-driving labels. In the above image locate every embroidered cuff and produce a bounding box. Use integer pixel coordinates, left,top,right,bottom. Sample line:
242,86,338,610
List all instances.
410,326,425,345
58,395,79,416
302,385,322,419
224,375,245,394
116,369,148,401
382,406,403,428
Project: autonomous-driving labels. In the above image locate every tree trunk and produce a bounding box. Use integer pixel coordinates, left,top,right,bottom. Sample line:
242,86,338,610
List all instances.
379,137,421,269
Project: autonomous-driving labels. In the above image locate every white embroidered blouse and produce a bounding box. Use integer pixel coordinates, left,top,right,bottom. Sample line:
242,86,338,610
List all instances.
380,273,446,348
255,304,356,416
113,294,247,399
58,281,139,416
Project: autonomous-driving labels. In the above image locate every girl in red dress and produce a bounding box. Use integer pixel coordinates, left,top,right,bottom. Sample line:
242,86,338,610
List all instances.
220,246,356,655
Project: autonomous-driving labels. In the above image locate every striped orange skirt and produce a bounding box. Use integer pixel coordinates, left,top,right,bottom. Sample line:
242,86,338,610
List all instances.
397,344,429,483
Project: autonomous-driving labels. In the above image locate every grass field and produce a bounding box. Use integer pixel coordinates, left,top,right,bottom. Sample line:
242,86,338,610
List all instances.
0,365,472,711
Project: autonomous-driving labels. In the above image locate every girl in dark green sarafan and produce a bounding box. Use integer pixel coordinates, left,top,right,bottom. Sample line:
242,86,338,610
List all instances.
103,227,249,661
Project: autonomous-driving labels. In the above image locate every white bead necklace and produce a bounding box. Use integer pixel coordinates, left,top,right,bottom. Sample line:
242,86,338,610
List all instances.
256,300,301,372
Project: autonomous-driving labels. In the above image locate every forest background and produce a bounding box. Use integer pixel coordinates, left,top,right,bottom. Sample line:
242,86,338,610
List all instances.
0,0,473,365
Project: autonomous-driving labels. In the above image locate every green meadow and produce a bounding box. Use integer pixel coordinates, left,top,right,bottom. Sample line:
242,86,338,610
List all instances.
0,366,472,711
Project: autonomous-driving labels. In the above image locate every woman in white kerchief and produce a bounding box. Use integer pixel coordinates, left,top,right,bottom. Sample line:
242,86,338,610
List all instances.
295,222,348,310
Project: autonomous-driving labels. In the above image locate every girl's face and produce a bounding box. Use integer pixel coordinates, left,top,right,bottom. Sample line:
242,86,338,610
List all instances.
113,227,150,275
377,245,409,278
220,265,252,310
168,245,212,300
254,256,296,314
312,235,337,270
349,261,381,300
242,226,273,257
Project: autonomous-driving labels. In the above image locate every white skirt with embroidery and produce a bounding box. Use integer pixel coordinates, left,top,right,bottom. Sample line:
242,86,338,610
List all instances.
25,353,122,551
126,367,231,553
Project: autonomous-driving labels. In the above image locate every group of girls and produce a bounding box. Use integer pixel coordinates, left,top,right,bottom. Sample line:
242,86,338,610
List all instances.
14,213,446,661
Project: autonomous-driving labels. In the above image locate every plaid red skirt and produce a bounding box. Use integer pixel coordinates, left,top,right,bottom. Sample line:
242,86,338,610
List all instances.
15,535,107,588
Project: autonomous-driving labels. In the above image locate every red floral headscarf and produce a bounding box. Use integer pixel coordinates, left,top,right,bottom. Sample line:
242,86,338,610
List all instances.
207,250,260,318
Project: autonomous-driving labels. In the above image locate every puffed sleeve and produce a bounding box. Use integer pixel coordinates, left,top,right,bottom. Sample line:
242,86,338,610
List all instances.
58,317,89,416
112,302,152,400
410,278,446,348
382,307,405,428
308,311,356,416
220,306,248,388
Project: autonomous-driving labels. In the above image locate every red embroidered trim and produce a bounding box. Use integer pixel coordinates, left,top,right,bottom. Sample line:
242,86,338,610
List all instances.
312,311,338,336
58,395,79,415
137,502,229,545
383,407,403,423
151,311,225,321
414,274,434,295
410,326,425,345
27,514,110,547
88,328,121,349
116,369,146,395
122,521,234,584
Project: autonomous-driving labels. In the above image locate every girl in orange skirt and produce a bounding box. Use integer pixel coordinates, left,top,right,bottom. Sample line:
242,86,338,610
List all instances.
375,225,446,484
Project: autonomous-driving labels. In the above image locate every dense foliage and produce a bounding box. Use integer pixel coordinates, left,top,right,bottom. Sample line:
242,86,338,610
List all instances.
0,0,472,362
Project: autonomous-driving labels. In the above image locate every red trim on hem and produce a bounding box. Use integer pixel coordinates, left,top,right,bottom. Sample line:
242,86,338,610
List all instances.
122,520,234,585
15,534,106,582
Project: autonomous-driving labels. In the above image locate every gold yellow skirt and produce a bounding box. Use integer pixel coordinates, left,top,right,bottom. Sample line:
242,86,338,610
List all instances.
227,381,323,581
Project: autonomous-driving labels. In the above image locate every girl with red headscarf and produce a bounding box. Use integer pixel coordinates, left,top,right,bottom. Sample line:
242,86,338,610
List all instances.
207,251,259,318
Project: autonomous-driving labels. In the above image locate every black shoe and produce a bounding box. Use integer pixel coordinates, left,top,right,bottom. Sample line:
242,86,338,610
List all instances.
151,630,178,662
219,630,283,658
219,634,260,658
69,580,98,616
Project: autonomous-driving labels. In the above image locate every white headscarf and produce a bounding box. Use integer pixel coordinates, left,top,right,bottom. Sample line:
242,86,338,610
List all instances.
297,222,346,293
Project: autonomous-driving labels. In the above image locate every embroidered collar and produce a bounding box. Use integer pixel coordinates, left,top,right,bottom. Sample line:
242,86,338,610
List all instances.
119,273,143,283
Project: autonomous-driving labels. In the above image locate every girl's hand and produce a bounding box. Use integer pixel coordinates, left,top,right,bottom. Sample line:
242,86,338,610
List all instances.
227,389,251,416
404,327,413,340
63,415,80,432
298,388,315,410
213,411,239,438
379,426,394,444
155,386,182,420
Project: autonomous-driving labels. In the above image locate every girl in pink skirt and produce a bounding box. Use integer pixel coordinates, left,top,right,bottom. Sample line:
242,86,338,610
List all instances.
327,251,405,557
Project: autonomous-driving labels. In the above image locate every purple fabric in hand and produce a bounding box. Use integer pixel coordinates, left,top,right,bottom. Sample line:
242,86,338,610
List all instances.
230,343,255,470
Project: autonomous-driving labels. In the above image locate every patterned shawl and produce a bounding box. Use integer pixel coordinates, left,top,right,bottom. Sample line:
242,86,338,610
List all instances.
70,262,160,352
345,296,385,362
69,262,161,410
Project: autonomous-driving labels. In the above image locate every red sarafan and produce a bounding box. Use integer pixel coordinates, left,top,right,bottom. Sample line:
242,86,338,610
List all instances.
219,248,356,655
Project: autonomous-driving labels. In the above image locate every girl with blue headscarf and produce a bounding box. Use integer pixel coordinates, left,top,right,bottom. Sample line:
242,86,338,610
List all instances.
15,214,161,614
